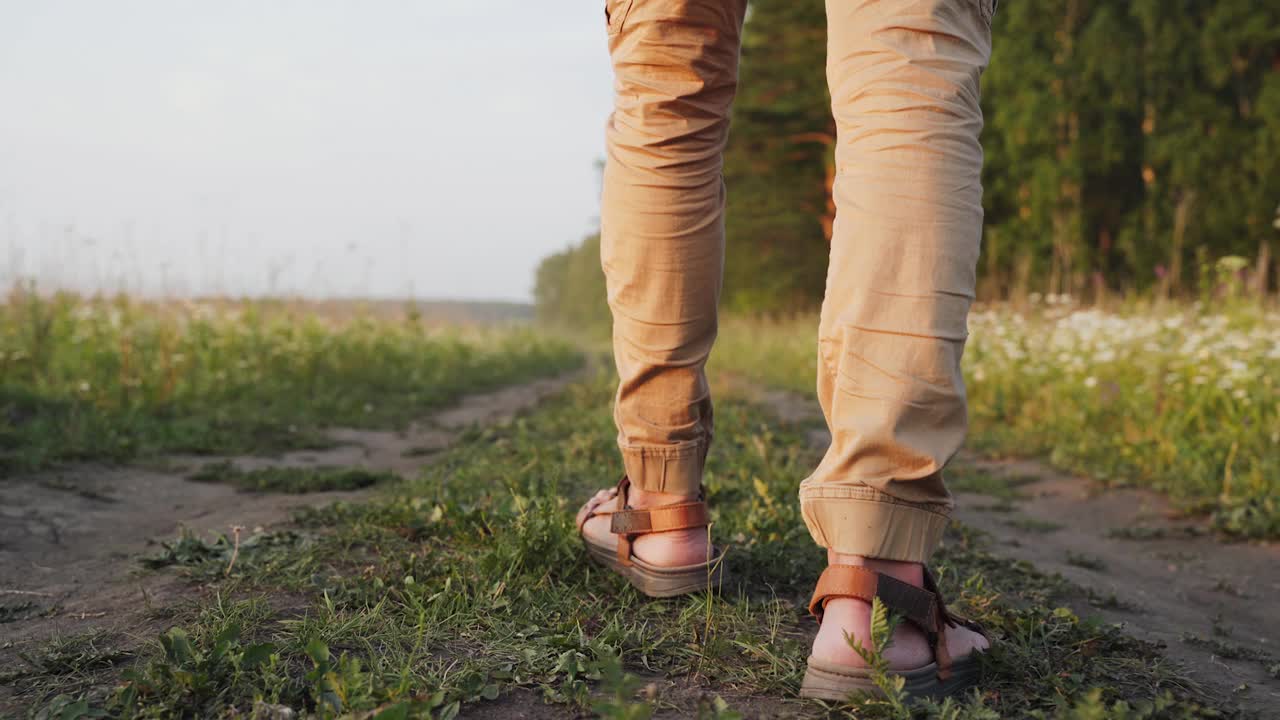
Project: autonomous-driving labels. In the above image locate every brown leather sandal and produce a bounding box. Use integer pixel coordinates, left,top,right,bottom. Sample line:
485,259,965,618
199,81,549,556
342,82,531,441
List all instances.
800,564,990,701
576,476,725,598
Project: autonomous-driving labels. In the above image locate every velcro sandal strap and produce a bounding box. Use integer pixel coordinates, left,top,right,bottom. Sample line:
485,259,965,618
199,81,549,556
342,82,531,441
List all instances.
924,566,985,681
807,565,939,634
609,502,709,535
600,476,712,567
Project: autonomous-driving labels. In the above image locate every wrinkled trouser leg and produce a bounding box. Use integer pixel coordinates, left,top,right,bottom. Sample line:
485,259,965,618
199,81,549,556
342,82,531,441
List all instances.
601,0,747,495
798,0,994,562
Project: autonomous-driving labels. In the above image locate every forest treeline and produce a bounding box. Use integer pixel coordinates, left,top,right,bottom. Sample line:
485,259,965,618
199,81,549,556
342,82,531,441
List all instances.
535,0,1280,325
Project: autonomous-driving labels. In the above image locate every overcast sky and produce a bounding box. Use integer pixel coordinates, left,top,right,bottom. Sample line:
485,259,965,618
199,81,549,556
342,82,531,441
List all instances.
0,1,614,302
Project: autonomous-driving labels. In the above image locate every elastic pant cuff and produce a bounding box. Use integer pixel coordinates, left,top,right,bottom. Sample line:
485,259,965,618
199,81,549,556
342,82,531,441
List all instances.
619,439,706,495
799,487,950,563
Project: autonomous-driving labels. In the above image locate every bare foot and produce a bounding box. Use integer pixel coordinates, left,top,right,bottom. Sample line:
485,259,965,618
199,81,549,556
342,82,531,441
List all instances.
810,552,989,669
576,486,711,566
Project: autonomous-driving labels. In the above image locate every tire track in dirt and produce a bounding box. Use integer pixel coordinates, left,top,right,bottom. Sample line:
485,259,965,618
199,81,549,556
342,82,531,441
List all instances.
735,382,1280,717
0,370,583,710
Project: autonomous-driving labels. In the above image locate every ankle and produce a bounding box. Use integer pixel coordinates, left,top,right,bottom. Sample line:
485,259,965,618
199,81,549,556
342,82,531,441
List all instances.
827,552,923,587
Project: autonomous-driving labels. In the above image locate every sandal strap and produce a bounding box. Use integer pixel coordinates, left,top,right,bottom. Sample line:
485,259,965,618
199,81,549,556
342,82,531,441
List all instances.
604,476,710,566
809,565,989,682
609,503,709,534
807,565,939,634
923,567,954,680
923,566,990,680
576,488,620,533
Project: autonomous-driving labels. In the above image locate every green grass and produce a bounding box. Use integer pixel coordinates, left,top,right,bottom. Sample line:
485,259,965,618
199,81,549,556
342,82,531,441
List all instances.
0,601,37,624
944,466,1038,502
15,375,1234,718
712,301,1280,539
1002,517,1065,534
0,289,581,474
188,461,400,493
1065,552,1107,571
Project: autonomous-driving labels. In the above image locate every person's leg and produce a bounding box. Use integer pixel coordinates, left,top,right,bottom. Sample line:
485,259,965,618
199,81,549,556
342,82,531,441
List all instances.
804,0,995,666
579,0,748,566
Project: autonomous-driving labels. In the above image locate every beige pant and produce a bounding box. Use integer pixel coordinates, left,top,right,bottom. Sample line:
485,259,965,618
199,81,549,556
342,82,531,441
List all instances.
601,0,993,563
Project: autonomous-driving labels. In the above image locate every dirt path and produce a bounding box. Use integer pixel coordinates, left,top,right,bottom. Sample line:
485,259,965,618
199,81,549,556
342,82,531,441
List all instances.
951,456,1280,711
0,371,581,708
737,382,1280,716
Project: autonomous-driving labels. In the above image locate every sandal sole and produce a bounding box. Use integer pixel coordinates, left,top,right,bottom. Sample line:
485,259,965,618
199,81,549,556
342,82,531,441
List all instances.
799,653,983,701
583,537,725,598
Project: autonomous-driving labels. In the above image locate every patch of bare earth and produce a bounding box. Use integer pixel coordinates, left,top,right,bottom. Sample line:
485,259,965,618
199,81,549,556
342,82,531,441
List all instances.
731,380,1280,717
0,371,581,713
951,454,1280,715
455,682,806,720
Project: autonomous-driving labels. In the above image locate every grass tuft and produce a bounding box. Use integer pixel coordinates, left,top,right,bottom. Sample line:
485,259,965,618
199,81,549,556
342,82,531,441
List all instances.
188,461,399,493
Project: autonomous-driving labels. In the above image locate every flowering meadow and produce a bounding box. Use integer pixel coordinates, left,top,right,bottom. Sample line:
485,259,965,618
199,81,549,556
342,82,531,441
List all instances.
966,296,1279,538
715,298,1280,539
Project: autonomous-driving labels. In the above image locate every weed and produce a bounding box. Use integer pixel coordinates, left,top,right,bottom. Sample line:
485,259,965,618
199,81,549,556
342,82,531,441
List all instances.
1209,579,1249,598
590,650,655,720
17,631,130,678
1106,526,1206,541
1047,688,1226,719
1065,552,1107,571
0,601,36,624
1180,633,1273,663
1086,590,1139,612
1210,496,1280,539
840,598,912,718
114,622,277,714
30,694,108,720
141,529,309,580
